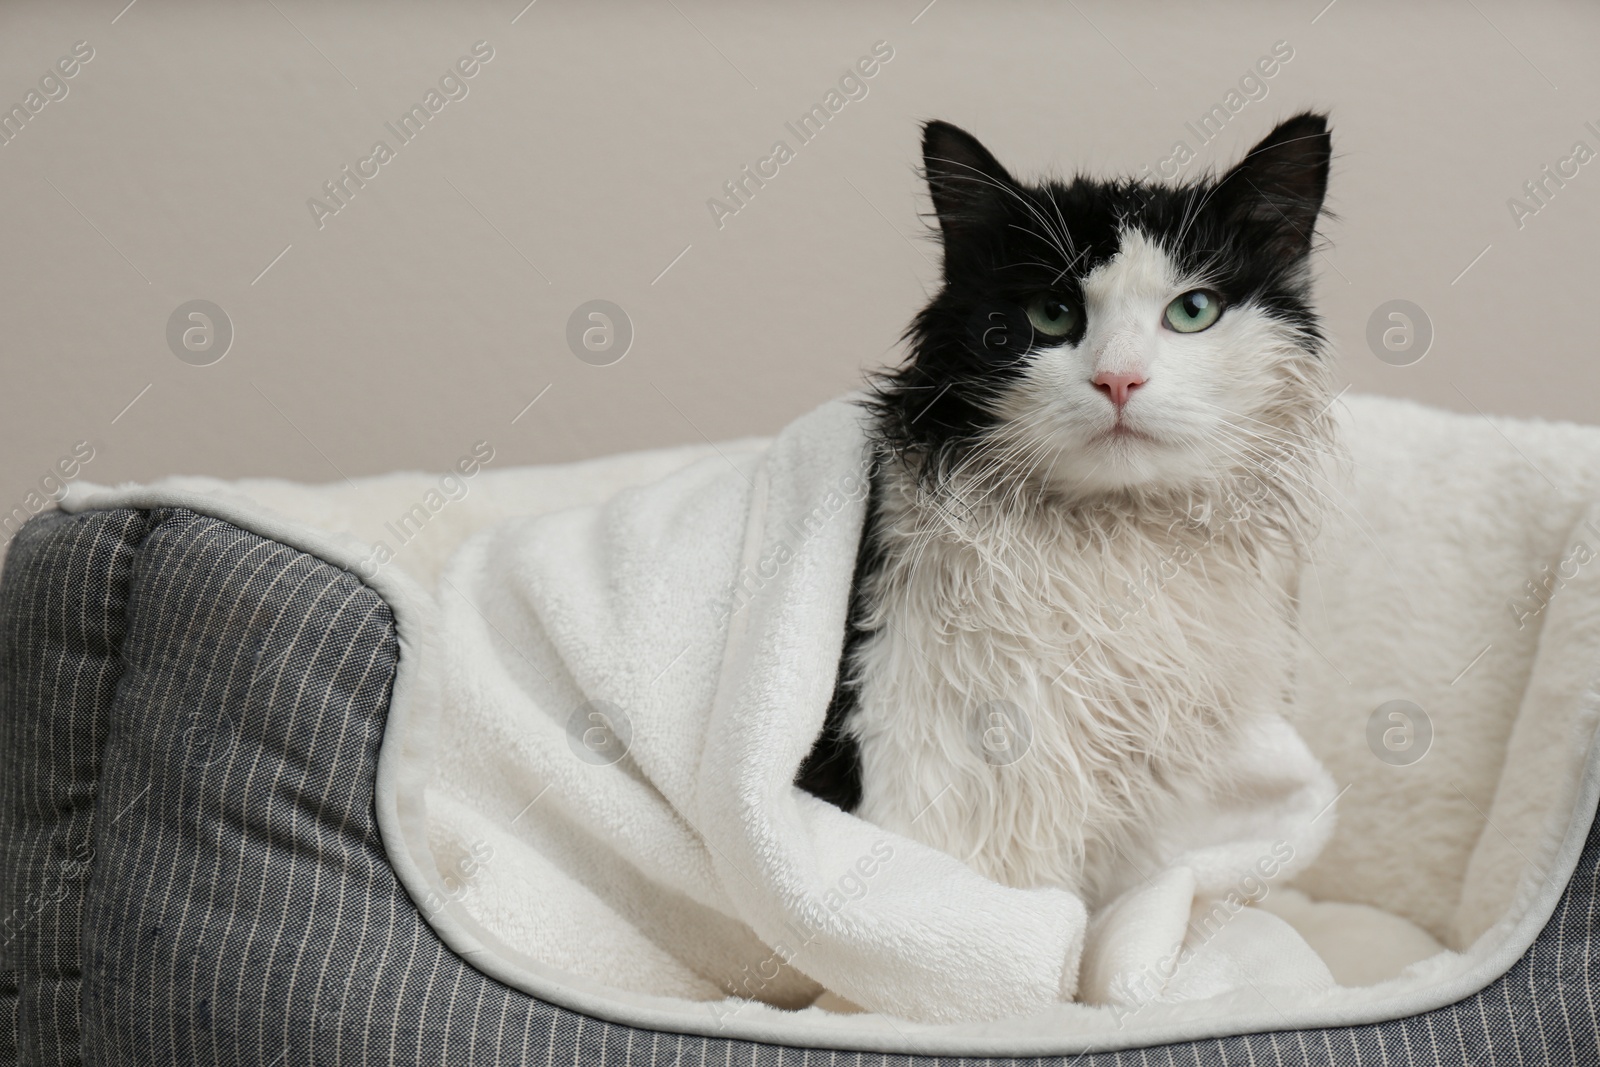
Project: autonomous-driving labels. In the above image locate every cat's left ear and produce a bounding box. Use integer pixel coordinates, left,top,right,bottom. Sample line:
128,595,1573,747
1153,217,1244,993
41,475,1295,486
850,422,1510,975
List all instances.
1214,112,1331,260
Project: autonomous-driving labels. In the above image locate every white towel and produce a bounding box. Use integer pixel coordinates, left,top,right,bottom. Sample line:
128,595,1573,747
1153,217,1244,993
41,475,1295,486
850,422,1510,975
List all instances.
386,396,1342,1021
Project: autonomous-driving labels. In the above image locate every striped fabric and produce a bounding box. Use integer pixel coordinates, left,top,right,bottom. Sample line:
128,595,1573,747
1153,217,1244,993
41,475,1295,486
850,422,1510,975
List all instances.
1,506,1596,1065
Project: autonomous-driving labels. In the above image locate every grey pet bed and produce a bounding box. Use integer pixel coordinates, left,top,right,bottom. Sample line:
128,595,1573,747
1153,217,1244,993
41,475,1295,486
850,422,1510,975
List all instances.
2,505,1597,1065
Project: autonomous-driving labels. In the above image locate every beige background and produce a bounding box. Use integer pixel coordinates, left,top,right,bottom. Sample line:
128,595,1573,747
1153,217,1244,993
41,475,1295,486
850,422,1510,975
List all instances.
2,0,1597,534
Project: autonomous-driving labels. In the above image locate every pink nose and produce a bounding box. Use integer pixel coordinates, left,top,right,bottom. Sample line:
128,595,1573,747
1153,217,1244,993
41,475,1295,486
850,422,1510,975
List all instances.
1092,371,1147,409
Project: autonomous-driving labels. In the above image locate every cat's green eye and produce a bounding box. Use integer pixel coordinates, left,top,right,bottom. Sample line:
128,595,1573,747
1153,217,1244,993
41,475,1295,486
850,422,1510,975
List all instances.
1025,293,1079,338
1164,289,1223,333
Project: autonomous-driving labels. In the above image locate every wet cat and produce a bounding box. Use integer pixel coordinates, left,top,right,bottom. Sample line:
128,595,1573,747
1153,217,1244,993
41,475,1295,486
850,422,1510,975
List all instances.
798,114,1336,909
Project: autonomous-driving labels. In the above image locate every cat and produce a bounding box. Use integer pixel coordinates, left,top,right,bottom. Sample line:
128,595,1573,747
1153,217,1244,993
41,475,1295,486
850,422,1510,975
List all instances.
796,113,1337,912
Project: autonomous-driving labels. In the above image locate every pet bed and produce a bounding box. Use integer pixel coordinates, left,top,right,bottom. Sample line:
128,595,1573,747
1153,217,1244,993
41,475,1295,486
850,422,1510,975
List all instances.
3,393,1600,1064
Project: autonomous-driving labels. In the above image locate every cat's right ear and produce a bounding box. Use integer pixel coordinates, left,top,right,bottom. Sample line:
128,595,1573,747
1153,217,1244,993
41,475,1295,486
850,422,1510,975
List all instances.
922,121,1015,251
1213,112,1331,262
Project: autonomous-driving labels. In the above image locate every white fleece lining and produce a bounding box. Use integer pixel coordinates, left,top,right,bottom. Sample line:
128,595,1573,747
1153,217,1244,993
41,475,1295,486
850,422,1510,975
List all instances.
56,395,1600,1057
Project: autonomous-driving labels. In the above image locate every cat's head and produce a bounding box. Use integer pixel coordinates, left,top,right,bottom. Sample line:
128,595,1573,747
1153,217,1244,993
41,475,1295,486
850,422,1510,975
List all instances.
872,113,1333,504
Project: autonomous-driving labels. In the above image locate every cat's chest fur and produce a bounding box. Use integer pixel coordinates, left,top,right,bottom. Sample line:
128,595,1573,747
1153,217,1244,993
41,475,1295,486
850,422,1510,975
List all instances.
846,469,1300,908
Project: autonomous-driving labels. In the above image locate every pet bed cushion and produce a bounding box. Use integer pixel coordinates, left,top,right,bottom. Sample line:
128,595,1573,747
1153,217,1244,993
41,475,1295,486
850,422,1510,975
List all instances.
2,504,1595,1064
6,395,1593,1062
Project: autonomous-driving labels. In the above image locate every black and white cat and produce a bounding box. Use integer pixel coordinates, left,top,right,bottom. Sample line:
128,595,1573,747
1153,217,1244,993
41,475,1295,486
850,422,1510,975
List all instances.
798,113,1336,912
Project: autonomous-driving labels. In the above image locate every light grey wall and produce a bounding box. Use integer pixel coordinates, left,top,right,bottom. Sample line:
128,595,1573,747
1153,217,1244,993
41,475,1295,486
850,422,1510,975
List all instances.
3,0,1596,533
